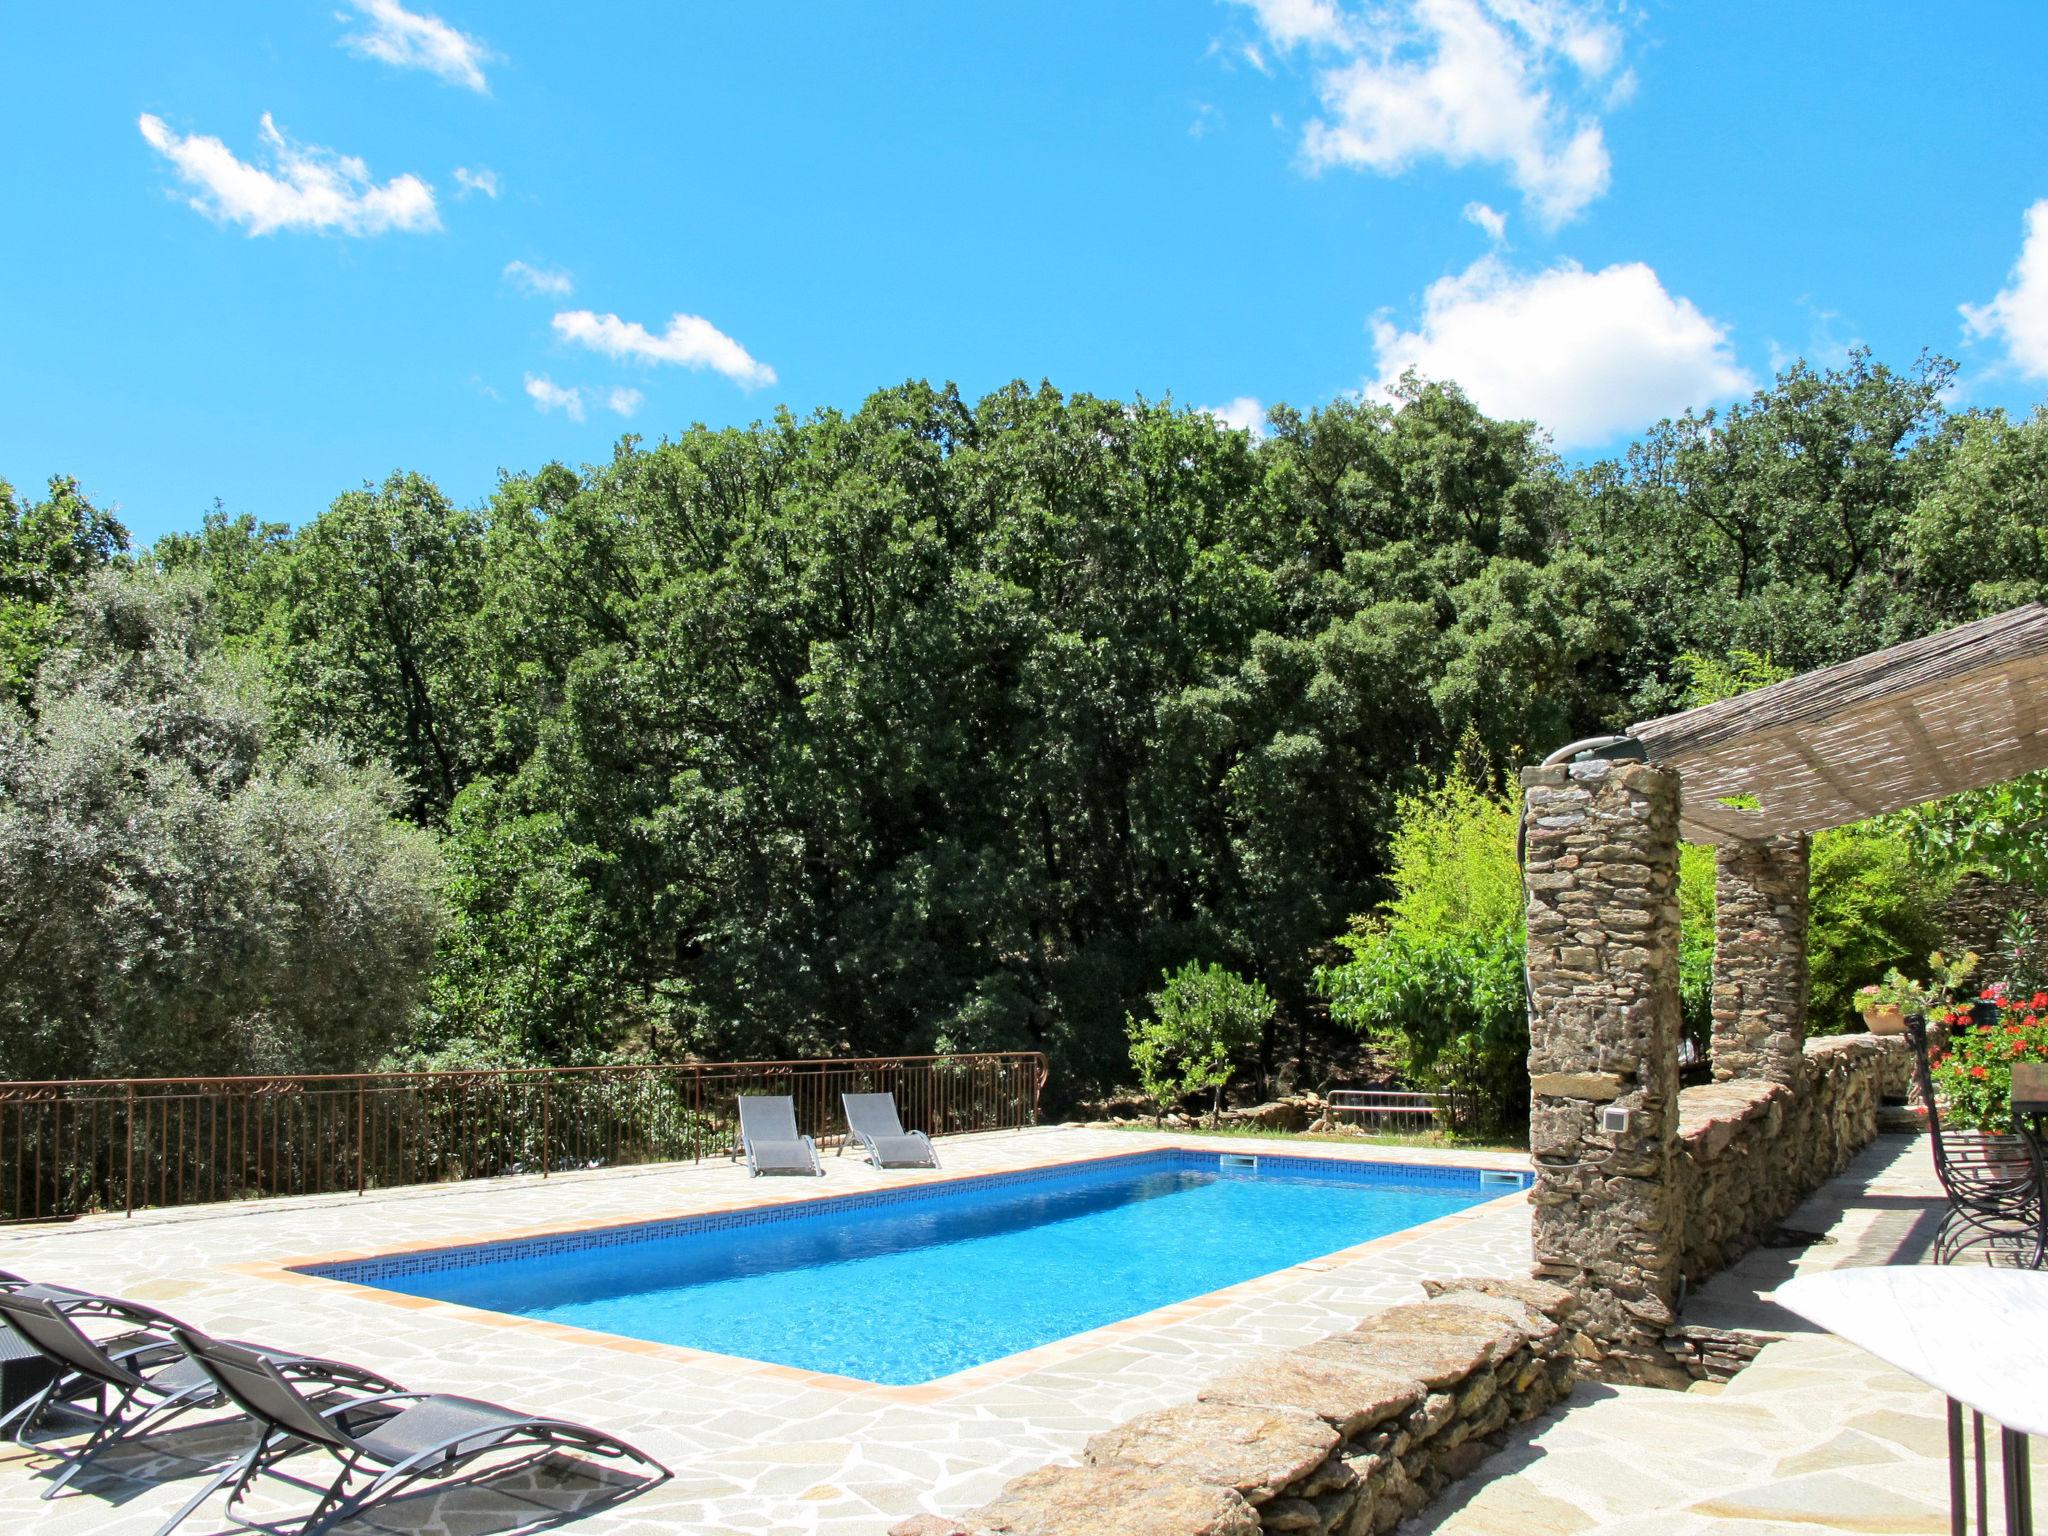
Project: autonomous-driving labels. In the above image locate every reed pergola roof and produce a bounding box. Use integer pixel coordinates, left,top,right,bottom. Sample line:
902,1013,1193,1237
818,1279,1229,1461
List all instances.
1627,604,2048,845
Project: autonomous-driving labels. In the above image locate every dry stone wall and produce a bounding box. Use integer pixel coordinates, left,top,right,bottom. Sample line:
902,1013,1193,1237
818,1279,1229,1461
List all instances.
891,1280,1585,1536
1710,834,1810,1085
1674,1033,1898,1284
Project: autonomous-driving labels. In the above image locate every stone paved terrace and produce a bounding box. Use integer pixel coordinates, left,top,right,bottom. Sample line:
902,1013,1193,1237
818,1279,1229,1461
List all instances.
1420,1132,2033,1536
0,1126,1534,1535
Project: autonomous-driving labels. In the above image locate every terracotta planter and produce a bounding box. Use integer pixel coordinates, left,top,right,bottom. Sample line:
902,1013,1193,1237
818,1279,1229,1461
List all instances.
1861,1004,1907,1036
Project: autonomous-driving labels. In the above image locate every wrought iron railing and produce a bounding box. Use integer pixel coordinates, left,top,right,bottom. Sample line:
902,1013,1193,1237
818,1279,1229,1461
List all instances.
0,1052,1048,1223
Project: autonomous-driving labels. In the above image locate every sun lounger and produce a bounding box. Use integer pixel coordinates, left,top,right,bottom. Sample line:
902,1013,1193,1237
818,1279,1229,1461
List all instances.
839,1093,940,1169
0,1290,399,1503
735,1094,823,1176
156,1329,668,1536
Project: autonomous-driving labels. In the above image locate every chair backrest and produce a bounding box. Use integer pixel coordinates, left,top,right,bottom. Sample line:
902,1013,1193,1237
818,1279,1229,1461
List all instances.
842,1093,906,1140
0,1291,145,1392
738,1095,801,1144
1906,1015,1950,1169
173,1330,357,1452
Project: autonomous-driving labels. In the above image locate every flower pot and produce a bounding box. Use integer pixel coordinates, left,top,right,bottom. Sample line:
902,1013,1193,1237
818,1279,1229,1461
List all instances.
1862,1004,1907,1036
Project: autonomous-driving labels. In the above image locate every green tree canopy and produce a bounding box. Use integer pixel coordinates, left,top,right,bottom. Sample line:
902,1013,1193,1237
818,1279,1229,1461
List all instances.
0,569,444,1079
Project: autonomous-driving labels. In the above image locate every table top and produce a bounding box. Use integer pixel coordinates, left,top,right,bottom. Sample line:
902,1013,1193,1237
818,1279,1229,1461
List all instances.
1776,1266,2048,1437
2012,1061,2048,1117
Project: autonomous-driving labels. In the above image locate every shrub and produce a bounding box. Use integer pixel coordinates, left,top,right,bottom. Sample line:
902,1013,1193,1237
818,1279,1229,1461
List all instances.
1315,777,1528,1132
1806,824,1952,1032
1127,961,1274,1124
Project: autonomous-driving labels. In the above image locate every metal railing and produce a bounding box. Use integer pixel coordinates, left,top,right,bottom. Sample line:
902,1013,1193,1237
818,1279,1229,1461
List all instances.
0,1052,1048,1223
1325,1088,1457,1133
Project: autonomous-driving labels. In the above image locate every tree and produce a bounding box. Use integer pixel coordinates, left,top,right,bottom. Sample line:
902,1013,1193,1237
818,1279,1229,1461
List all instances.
0,474,128,703
273,473,492,822
0,569,444,1079
1127,962,1274,1124
1315,776,1528,1132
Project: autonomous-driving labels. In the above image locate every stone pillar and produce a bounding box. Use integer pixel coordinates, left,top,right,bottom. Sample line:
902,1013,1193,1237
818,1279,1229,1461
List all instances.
1522,759,1689,1388
1710,834,1810,1088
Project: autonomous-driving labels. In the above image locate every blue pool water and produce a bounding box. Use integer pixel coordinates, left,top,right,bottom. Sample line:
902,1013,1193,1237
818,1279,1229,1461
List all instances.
310,1152,1525,1385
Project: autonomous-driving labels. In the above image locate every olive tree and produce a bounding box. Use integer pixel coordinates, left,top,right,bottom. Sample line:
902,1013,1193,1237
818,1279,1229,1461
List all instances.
0,570,444,1080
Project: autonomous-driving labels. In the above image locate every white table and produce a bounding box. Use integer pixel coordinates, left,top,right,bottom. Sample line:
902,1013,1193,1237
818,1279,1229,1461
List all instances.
1778,1266,2047,1535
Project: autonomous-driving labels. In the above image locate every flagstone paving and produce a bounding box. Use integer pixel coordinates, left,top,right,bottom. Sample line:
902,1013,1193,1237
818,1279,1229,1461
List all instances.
1420,1132,2034,1536
0,1126,1533,1535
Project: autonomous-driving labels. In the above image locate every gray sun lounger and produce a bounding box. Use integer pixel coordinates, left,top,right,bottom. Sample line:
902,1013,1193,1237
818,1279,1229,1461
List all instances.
840,1093,940,1169
735,1094,823,1176
0,1290,400,1506
155,1329,668,1536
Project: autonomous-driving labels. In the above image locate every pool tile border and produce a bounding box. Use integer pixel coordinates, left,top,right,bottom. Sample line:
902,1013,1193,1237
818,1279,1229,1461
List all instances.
245,1140,1532,1406
296,1147,1525,1285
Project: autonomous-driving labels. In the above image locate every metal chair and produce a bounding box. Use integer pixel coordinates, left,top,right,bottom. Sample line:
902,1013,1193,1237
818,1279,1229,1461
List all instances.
733,1094,823,1176
0,1290,401,1502
1908,1013,2047,1269
157,1329,668,1536
839,1093,940,1169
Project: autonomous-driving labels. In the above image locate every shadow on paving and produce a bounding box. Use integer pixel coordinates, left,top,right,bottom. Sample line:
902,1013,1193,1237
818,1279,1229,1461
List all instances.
16,1421,660,1536
1411,1133,1973,1536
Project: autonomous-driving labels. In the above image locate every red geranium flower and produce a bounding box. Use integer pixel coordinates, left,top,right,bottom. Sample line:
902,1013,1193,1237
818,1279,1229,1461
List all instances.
1972,1065,1989,1079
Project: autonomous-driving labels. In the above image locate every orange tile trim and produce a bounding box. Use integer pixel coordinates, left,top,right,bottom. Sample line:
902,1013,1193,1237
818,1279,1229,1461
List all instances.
241,1141,1530,1405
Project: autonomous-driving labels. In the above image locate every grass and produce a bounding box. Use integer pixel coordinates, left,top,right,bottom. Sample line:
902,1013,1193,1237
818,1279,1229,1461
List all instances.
1110,1121,1525,1154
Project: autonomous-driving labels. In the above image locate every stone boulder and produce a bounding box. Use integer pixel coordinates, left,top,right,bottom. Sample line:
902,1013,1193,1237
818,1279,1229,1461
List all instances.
1197,1350,1424,1439
1084,1400,1338,1505
1420,1275,1578,1324
887,1463,1261,1536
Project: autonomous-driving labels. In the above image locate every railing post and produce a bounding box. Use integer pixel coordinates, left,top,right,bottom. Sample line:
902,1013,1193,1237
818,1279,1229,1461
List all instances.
541,1074,550,1179
355,1079,366,1197
124,1083,134,1218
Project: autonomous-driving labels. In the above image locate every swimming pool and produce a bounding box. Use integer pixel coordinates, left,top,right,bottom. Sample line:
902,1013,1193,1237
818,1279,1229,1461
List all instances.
304,1150,1528,1386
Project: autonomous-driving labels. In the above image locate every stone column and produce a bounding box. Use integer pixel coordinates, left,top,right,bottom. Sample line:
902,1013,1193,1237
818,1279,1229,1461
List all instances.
1522,759,1688,1388
1710,834,1810,1087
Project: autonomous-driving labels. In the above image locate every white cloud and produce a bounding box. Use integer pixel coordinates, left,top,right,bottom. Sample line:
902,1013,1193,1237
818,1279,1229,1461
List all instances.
502,259,572,297
340,0,492,93
1961,199,2048,381
1232,0,1625,225
1463,200,1507,243
552,309,777,389
136,112,438,236
523,375,641,422
525,374,586,421
1237,0,1348,49
1369,255,1752,447
1201,397,1269,437
452,165,499,199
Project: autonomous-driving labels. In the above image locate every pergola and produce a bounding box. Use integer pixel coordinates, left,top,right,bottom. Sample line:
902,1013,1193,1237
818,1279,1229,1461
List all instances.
1519,603,2048,1384
1635,604,2048,846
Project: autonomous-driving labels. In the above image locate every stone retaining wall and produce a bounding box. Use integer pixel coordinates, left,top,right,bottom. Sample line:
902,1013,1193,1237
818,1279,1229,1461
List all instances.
1674,1032,1899,1284
891,1279,1584,1536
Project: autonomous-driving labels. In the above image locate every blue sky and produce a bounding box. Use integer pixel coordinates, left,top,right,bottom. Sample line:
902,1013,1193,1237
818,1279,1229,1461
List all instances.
5,1,2048,545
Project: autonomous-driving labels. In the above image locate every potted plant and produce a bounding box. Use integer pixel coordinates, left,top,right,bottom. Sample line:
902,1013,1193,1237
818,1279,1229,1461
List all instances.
1929,992,2048,1133
1856,951,1979,1037
1854,970,1921,1035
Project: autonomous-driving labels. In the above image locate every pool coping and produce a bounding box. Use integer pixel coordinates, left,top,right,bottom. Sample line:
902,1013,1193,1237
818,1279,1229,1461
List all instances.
241,1140,1533,1406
